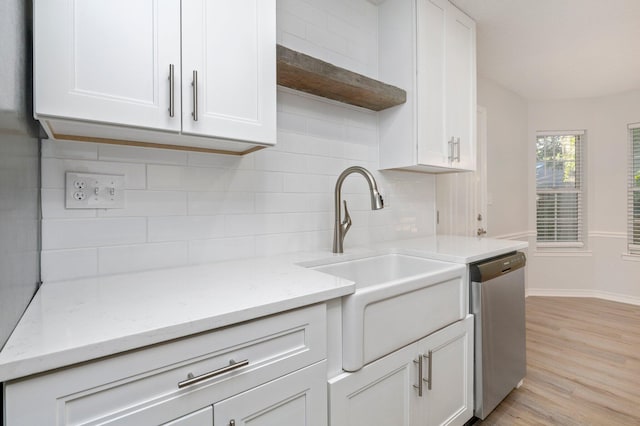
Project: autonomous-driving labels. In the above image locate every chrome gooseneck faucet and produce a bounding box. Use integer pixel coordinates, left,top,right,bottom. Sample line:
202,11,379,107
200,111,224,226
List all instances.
333,166,384,253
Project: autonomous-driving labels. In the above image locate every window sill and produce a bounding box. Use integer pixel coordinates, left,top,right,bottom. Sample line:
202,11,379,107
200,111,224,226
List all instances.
534,250,593,257
621,254,640,262
536,242,584,249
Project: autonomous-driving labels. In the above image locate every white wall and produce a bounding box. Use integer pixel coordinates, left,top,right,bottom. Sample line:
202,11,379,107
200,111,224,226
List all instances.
40,0,437,283
0,0,40,348
527,90,640,304
476,77,529,239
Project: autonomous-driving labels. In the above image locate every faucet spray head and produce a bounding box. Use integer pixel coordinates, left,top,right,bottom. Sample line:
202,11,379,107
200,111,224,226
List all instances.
371,189,384,210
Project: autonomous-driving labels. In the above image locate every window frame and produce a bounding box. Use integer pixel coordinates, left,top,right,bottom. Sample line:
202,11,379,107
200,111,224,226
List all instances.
628,123,640,255
535,130,585,248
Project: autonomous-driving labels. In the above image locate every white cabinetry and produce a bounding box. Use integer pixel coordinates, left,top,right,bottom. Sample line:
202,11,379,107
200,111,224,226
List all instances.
329,315,473,426
379,0,476,172
213,362,326,426
4,305,326,425
33,0,276,155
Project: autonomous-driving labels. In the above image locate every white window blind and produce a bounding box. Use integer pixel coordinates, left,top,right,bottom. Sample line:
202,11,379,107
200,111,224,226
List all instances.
536,131,584,246
629,124,640,254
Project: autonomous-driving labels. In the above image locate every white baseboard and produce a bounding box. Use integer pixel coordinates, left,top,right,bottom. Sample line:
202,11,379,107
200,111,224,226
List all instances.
526,288,640,306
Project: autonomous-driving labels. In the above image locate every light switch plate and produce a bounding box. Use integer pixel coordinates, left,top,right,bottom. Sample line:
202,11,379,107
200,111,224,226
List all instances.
65,172,125,209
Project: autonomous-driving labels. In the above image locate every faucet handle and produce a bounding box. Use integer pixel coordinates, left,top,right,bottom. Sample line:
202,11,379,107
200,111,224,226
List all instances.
341,200,352,234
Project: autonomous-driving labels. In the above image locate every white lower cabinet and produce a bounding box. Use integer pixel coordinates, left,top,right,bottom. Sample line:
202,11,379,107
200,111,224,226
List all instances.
162,362,327,426
213,361,326,426
3,304,326,425
329,316,473,426
163,407,214,426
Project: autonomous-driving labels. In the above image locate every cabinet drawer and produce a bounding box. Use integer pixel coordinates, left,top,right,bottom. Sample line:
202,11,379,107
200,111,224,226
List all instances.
4,304,326,425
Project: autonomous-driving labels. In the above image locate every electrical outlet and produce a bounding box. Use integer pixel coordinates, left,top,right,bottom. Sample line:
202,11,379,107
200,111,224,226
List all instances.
65,172,125,209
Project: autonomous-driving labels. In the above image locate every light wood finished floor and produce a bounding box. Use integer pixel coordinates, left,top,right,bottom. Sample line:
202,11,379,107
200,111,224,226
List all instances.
478,297,640,426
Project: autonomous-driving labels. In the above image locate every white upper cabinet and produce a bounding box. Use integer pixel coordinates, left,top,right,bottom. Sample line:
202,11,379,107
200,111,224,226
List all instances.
34,0,182,131
181,0,276,144
33,0,276,155
379,0,476,172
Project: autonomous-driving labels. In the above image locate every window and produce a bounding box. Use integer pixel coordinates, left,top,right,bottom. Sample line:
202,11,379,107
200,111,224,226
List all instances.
535,131,584,247
629,124,640,254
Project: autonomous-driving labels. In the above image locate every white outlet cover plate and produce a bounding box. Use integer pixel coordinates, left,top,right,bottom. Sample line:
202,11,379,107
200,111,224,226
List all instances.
65,172,125,209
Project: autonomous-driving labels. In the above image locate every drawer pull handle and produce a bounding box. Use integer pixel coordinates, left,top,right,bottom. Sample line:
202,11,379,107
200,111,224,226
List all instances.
178,359,249,388
423,351,432,390
413,355,423,397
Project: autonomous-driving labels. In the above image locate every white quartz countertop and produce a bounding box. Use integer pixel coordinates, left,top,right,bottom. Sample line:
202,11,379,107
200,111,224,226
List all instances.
0,257,354,382
0,235,526,382
372,235,528,263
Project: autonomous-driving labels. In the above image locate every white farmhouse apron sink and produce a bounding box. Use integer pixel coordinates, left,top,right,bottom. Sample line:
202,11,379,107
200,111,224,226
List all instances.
308,253,466,371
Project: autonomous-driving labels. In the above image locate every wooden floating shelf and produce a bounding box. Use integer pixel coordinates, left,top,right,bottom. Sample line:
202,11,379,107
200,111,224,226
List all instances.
276,44,406,112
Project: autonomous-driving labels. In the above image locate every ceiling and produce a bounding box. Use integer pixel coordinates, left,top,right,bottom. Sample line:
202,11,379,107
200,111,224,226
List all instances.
450,0,640,101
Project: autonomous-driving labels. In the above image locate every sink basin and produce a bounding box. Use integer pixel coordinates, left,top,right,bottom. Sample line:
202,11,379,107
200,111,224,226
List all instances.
309,253,466,371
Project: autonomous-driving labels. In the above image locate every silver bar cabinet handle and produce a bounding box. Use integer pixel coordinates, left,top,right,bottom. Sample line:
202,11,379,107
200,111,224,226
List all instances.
455,137,461,162
448,137,454,162
413,355,423,397
191,70,198,121
168,64,175,118
423,351,433,390
178,359,249,388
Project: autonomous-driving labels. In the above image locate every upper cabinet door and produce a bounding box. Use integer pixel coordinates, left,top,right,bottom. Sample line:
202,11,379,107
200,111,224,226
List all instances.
379,0,476,173
445,6,476,171
181,0,276,145
417,0,448,168
34,0,181,132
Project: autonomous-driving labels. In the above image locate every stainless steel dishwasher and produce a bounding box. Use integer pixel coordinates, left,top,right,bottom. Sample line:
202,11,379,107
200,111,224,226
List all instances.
470,251,526,420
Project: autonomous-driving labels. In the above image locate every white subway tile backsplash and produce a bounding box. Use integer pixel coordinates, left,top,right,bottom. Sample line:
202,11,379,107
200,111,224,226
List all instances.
187,151,254,169
278,0,325,28
98,191,187,217
283,173,331,193
277,10,307,39
343,141,372,161
148,216,225,242
188,192,255,215
40,248,98,282
226,170,285,193
188,237,255,264
98,144,188,165
41,158,146,189
283,212,332,233
277,87,330,118
306,24,349,57
40,1,438,282
255,231,331,257
224,213,286,236
255,192,330,214
342,107,378,130
147,165,232,191
41,139,98,160
306,116,347,141
42,218,147,250
326,13,358,41
276,111,308,135
98,242,188,275
280,32,325,61
253,150,309,173
346,125,378,146
304,154,347,176
41,189,97,219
